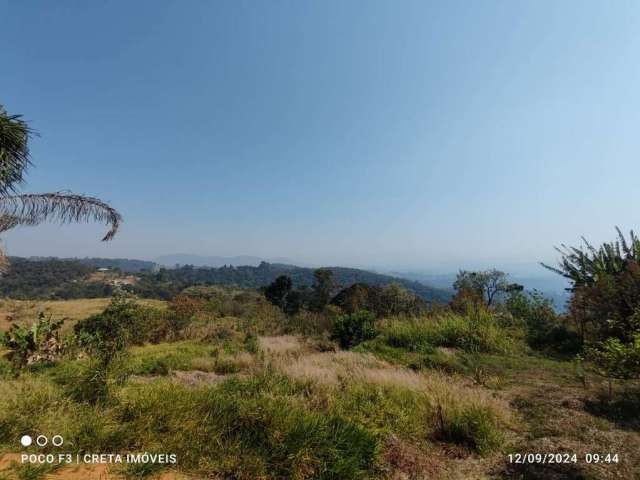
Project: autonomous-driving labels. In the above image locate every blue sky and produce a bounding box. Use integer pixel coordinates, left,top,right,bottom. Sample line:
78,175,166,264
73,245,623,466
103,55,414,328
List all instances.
1,1,640,271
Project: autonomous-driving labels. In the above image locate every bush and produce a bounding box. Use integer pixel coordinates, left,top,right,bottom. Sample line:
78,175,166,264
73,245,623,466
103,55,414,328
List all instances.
331,310,378,349
74,293,138,367
586,333,640,382
0,313,64,369
504,289,581,353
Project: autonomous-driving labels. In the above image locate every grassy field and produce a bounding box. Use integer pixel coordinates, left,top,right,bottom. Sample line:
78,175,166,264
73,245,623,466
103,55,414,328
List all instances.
0,298,166,333
0,294,639,479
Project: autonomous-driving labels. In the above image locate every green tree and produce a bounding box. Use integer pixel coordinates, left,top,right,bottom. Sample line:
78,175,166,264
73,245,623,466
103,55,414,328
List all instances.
544,228,640,343
311,268,336,312
264,275,293,309
0,106,121,268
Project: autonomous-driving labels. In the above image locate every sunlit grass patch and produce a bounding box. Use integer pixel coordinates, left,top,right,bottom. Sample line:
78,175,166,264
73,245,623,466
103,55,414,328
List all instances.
377,312,522,356
125,342,218,375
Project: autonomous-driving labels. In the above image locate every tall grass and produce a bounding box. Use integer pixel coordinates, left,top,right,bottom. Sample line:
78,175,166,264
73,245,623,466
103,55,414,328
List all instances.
378,310,522,355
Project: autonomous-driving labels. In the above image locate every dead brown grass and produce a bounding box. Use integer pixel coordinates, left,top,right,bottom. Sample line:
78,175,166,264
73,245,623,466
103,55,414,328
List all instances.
0,298,166,332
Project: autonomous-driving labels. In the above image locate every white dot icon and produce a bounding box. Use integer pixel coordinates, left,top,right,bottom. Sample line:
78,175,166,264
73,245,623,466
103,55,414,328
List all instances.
20,435,32,447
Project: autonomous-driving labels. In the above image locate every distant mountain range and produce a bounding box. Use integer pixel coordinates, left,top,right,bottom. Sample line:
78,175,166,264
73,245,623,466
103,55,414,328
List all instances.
154,254,306,268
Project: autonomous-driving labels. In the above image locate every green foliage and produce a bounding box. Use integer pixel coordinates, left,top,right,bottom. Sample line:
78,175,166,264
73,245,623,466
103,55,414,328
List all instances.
504,289,580,353
111,376,378,479
311,268,337,312
545,228,640,384
263,275,306,315
264,274,292,309
330,310,378,349
331,282,426,318
332,382,430,440
0,312,63,369
0,106,121,258
453,269,514,306
0,257,452,303
377,311,520,356
74,291,139,366
433,403,505,455
543,227,640,289
0,257,106,300
244,333,258,354
0,106,31,194
586,333,640,380
378,319,436,353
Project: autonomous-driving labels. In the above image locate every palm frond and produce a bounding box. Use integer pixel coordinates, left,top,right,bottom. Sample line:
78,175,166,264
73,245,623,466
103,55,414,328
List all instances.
0,244,8,273
0,214,39,233
0,192,122,241
0,106,33,194
545,227,640,289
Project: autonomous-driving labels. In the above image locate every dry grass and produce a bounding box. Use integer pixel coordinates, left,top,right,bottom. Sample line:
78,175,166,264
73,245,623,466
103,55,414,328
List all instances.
261,337,514,431
257,335,307,356
0,298,166,332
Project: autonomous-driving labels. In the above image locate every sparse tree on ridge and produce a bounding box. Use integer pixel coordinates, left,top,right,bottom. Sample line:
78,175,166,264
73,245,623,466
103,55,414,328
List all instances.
0,106,121,268
453,269,510,306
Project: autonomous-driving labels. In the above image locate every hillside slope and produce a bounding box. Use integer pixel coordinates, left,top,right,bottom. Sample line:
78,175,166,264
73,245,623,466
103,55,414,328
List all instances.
0,258,451,303
135,262,451,302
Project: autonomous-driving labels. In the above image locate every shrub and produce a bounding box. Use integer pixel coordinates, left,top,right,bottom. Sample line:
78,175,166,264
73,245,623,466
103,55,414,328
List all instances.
74,293,137,367
165,295,203,335
504,289,580,353
331,310,378,349
0,313,64,369
586,333,640,385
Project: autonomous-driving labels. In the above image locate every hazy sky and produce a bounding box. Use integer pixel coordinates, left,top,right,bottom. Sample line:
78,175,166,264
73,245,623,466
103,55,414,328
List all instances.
1,1,639,270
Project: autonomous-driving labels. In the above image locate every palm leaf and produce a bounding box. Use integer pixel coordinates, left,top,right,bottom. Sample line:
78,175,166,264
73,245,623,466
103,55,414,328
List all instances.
0,191,121,241
0,107,33,194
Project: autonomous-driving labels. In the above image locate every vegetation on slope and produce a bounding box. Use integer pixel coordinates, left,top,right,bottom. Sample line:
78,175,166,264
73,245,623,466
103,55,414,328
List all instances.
1,274,639,479
0,257,451,303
